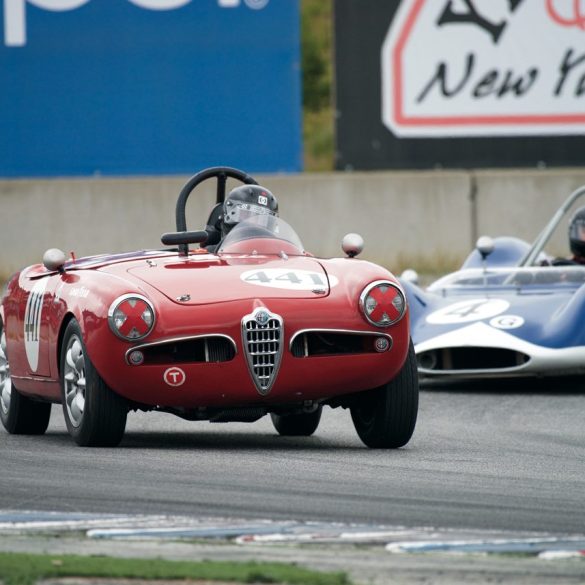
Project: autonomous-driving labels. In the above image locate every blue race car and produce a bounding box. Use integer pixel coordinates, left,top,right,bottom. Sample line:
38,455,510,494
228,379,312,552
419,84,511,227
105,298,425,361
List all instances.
401,185,585,381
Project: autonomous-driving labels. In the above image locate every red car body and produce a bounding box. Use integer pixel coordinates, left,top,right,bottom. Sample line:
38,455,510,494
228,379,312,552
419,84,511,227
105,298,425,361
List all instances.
0,167,418,448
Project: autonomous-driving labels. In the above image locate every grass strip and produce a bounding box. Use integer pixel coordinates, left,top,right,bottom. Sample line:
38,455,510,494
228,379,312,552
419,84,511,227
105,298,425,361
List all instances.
0,552,351,585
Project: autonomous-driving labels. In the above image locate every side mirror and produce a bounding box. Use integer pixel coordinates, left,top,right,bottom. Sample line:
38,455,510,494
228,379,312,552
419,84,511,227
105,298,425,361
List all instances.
476,236,495,260
43,248,67,272
342,233,364,258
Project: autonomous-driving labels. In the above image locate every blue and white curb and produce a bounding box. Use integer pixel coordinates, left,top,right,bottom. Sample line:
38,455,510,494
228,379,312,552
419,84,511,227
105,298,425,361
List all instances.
539,550,585,560
0,511,165,531
386,537,585,556
1,510,584,558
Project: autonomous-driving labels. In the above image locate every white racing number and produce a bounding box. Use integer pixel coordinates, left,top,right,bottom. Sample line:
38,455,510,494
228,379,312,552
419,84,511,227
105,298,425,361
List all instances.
241,269,338,290
426,298,510,325
24,279,48,372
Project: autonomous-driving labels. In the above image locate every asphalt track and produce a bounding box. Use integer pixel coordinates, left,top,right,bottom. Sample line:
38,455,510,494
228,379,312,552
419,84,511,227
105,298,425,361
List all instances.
2,380,584,536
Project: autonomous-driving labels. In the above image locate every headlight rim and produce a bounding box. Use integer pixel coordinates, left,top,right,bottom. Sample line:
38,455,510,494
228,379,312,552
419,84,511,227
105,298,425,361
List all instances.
108,293,156,342
359,280,406,328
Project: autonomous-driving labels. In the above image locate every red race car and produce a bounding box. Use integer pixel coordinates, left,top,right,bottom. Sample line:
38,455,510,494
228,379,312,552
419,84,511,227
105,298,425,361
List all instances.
0,167,418,448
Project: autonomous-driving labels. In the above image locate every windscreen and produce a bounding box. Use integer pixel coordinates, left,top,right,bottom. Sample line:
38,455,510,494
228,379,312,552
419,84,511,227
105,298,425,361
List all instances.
428,266,585,292
218,215,306,256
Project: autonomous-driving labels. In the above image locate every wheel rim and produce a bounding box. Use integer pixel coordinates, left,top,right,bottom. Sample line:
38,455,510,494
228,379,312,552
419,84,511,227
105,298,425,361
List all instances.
63,334,86,428
0,331,11,415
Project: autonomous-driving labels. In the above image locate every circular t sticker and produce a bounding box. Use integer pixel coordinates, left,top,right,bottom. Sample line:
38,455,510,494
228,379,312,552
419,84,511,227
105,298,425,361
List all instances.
164,367,186,387
427,299,510,324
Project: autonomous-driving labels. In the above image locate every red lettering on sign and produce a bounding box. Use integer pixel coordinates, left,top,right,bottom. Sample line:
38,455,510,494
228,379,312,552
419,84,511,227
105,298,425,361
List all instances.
387,0,585,131
546,0,585,30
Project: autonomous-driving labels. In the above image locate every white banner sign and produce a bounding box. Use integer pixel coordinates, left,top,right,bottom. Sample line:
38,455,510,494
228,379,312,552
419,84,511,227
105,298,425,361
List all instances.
382,0,585,137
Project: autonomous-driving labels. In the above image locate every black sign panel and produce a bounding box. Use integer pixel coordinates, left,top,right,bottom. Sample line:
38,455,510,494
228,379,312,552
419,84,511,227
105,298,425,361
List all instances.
334,0,585,170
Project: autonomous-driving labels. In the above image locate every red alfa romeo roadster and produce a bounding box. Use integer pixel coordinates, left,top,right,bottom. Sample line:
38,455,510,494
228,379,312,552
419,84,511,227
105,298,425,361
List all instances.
0,167,418,448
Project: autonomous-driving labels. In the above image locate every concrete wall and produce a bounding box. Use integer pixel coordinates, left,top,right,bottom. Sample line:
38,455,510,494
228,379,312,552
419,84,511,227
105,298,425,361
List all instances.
2,168,585,280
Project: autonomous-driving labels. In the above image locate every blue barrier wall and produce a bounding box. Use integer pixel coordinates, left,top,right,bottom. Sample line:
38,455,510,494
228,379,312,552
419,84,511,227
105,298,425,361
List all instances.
0,0,302,176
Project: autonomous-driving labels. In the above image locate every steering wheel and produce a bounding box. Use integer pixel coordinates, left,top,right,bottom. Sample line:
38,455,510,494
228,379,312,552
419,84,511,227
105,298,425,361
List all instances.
161,167,258,256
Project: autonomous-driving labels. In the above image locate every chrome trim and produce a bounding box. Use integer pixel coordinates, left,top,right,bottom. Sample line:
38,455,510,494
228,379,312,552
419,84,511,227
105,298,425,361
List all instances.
124,333,237,365
108,293,156,342
242,307,283,396
359,280,406,328
11,375,55,384
289,328,393,352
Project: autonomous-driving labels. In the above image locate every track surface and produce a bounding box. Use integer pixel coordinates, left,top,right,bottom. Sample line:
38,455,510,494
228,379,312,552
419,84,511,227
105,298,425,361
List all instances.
2,382,584,535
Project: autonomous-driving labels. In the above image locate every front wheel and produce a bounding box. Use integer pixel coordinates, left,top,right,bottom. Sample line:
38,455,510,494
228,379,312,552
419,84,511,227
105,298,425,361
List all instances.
60,319,128,447
350,340,419,448
0,324,51,435
271,406,322,436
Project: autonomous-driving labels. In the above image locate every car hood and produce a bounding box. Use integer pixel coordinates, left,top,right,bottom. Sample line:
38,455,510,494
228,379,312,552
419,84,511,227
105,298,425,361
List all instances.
127,255,333,305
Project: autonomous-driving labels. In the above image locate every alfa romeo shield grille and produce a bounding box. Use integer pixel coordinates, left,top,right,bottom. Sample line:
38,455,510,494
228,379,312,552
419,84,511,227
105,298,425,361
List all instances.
242,308,283,395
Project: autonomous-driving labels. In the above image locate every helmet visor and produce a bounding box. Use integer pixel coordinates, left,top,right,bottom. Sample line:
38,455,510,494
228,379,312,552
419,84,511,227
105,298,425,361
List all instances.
570,217,585,242
224,202,277,226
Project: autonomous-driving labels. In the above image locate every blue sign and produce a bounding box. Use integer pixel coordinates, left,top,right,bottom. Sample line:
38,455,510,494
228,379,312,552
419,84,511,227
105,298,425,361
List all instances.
0,0,302,176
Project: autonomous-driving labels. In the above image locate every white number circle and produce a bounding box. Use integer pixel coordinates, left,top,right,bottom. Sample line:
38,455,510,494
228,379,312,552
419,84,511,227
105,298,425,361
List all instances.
426,299,510,325
489,315,525,330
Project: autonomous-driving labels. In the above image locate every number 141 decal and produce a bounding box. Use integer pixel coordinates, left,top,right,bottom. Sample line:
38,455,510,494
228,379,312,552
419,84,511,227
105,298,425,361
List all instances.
240,269,338,290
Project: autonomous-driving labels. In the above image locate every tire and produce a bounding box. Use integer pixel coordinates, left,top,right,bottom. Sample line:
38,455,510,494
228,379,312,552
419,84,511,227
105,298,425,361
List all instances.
271,406,322,436
60,319,128,447
0,323,51,435
350,340,419,448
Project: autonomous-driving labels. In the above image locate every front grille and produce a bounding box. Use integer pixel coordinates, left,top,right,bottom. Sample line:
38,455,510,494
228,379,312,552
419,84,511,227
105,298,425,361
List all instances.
126,335,236,365
290,331,392,357
242,308,283,395
206,337,234,362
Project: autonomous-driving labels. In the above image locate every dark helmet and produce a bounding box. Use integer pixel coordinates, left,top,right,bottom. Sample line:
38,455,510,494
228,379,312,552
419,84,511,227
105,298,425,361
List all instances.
222,185,278,236
569,206,585,258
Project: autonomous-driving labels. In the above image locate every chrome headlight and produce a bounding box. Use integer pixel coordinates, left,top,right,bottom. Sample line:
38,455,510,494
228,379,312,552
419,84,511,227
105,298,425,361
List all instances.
359,281,406,327
108,294,155,341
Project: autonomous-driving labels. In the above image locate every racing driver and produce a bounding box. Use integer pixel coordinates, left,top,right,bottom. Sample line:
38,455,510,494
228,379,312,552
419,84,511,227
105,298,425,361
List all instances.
552,206,585,266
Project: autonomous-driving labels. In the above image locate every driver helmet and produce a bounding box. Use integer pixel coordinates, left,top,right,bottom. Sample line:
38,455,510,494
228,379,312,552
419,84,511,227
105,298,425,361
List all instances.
569,206,585,259
222,185,278,237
